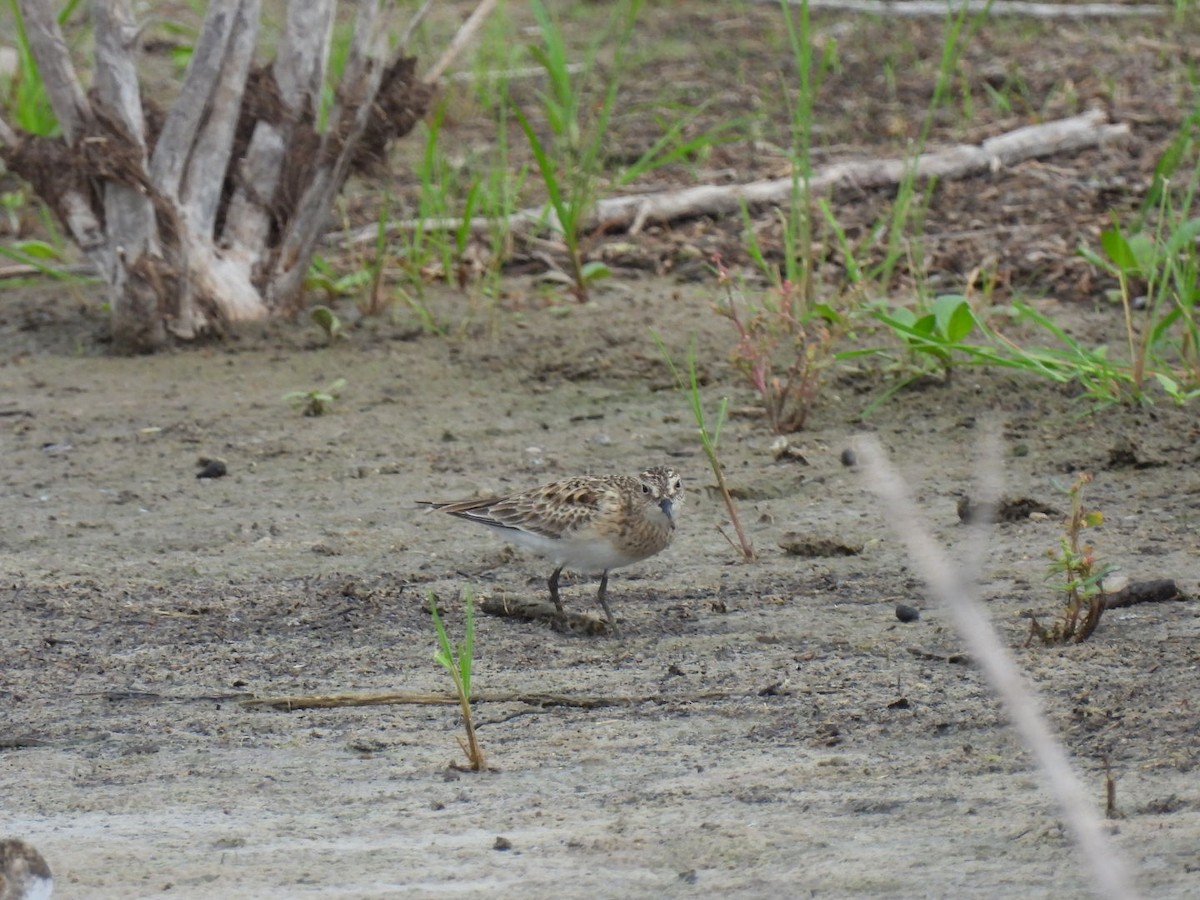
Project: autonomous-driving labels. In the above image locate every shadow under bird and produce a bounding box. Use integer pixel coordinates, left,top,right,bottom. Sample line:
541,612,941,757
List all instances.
420,465,684,629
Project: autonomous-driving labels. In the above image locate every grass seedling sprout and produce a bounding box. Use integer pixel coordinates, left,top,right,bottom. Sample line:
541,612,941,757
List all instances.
283,378,346,417
652,331,755,561
513,0,641,300
429,588,485,771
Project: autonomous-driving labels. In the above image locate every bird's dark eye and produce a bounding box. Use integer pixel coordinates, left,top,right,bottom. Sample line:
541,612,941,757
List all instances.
641,484,651,494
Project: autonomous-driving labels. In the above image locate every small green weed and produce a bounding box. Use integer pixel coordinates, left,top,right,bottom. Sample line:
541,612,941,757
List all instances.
713,256,841,434
428,588,485,771
309,305,345,344
512,0,640,300
283,378,346,417
1029,473,1114,645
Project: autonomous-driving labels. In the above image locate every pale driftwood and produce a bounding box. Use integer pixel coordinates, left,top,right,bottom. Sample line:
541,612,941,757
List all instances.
856,434,1135,900
779,0,1166,18
608,108,1127,234
20,3,90,140
2,0,502,352
91,1,163,346
265,0,394,312
221,2,335,287
344,108,1128,244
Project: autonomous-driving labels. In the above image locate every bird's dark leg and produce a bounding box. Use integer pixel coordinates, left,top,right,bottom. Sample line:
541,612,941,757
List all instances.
596,570,617,631
548,565,565,614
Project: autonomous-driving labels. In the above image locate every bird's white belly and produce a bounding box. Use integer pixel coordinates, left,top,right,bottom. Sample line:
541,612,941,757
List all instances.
492,527,641,572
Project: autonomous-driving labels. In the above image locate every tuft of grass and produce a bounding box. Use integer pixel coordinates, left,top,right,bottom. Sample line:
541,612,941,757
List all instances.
428,588,485,771
1028,473,1114,645
512,0,642,300
652,330,754,561
3,0,61,136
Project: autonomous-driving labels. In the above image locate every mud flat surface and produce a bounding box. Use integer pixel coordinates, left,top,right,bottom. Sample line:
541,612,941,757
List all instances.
3,1,1200,896
1,278,1198,897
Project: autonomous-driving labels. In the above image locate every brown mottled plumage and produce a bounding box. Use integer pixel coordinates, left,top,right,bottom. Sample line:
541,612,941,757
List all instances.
422,466,684,627
0,840,52,900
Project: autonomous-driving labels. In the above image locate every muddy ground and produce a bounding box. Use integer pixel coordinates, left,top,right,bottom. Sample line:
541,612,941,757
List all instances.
3,2,1200,898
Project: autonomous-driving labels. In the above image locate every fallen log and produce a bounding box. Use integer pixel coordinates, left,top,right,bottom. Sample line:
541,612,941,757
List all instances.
355,108,1128,243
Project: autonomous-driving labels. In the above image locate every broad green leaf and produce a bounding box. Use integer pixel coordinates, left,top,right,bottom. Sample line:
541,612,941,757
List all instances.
1099,226,1137,274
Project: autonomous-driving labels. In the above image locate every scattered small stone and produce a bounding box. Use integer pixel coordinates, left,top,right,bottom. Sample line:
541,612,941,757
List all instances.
887,697,911,709
895,604,920,623
196,457,227,479
840,447,857,467
493,836,513,851
678,869,698,884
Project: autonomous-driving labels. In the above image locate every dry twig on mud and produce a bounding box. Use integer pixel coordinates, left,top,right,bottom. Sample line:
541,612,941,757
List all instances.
240,689,740,712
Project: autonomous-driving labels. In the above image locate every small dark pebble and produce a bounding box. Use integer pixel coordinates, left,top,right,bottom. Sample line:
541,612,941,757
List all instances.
840,447,857,467
895,604,920,623
493,836,513,851
196,458,227,479
678,869,698,884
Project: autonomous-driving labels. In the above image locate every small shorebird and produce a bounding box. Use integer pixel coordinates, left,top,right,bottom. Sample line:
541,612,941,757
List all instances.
0,839,52,900
421,465,684,628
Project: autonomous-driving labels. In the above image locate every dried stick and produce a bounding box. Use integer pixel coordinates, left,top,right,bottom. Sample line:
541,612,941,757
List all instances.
180,0,260,235
18,0,90,140
400,0,436,50
267,0,393,309
149,0,245,200
855,434,1137,900
772,0,1166,18
221,1,336,263
240,689,740,712
423,0,500,83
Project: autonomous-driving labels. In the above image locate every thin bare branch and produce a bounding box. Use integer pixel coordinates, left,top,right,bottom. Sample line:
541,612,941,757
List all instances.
0,113,18,149
148,0,244,200
855,435,1137,900
180,0,260,235
91,1,156,254
267,0,394,309
19,0,91,141
221,1,335,265
400,0,436,51
423,0,500,83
